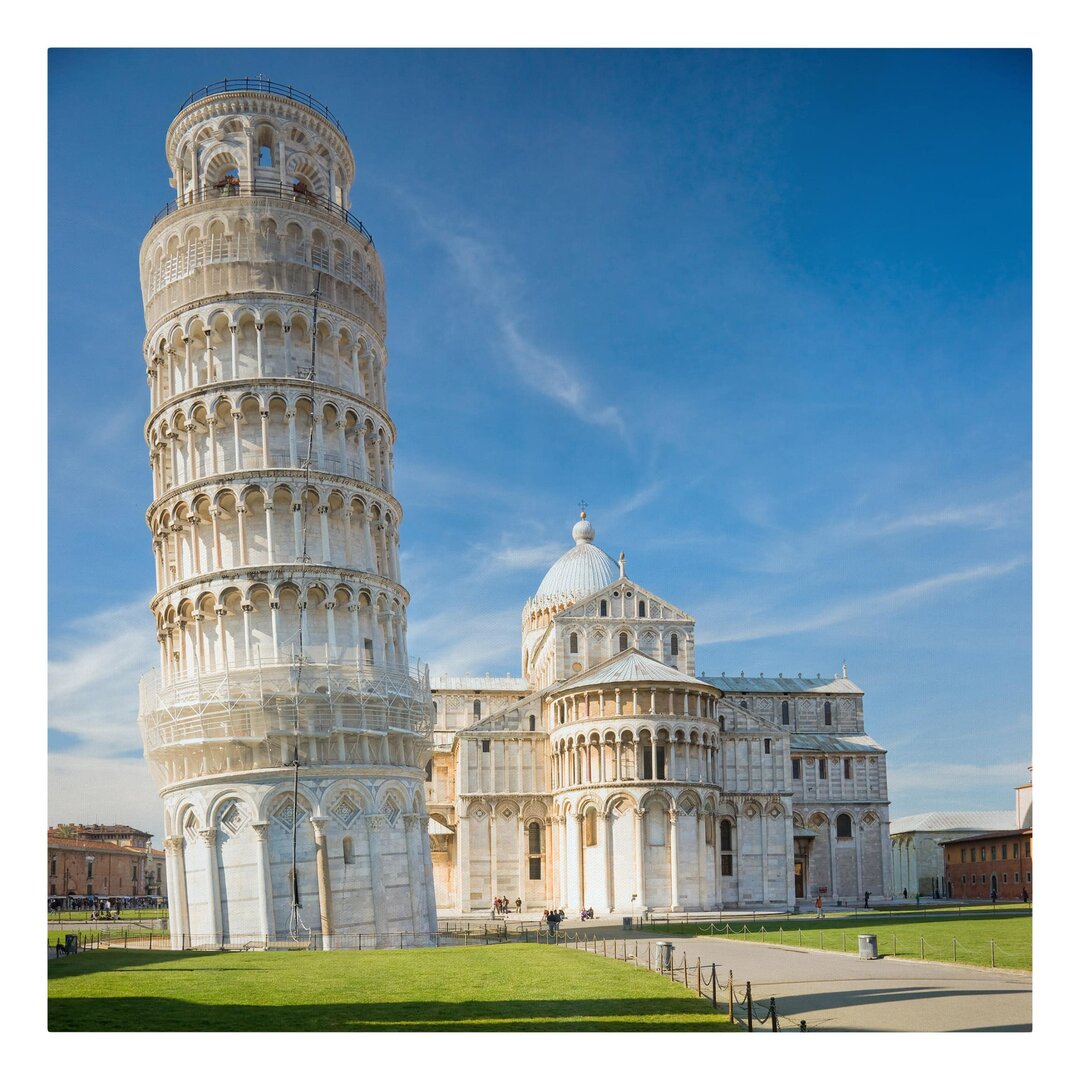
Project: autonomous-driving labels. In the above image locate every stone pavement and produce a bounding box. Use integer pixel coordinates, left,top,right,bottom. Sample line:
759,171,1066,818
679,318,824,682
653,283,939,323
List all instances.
635,933,1032,1031
519,913,1031,1032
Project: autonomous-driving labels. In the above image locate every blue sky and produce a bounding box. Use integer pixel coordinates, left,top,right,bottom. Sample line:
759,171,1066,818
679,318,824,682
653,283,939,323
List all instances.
47,48,1031,837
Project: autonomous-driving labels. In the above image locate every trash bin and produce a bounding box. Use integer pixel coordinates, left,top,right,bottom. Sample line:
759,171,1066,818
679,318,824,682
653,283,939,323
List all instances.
64,934,78,956
655,940,674,971
622,916,633,931
858,934,879,959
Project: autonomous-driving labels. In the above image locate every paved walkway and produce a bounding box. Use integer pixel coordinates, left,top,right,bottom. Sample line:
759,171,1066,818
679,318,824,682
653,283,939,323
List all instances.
547,923,1031,1032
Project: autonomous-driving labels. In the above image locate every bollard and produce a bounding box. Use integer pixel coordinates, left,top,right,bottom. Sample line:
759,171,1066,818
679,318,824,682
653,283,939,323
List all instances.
770,997,779,1032
953,937,957,962
729,970,735,1024
800,1020,807,1032
746,982,753,1033
991,939,995,968
711,962,717,1009
920,937,925,960
798,928,802,947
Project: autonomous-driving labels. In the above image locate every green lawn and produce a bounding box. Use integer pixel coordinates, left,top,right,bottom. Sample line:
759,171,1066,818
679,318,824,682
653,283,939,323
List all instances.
48,943,735,1031
650,911,1031,970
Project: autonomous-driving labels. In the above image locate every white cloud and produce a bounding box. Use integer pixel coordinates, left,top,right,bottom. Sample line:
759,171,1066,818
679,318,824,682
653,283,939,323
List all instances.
486,541,568,572
49,598,157,755
397,192,626,435
408,605,521,677
887,760,1030,801
697,558,1028,644
49,753,162,837
858,493,1029,538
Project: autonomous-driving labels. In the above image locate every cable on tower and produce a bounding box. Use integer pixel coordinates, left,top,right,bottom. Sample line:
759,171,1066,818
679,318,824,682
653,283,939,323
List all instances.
287,270,321,940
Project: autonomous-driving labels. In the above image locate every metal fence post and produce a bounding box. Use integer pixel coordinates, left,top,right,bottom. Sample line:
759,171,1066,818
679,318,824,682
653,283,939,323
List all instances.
991,939,996,968
746,982,753,1032
770,998,779,1032
711,963,717,1009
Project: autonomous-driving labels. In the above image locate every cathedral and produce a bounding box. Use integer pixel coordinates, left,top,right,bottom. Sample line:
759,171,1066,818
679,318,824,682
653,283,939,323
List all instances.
135,79,890,945
425,513,892,914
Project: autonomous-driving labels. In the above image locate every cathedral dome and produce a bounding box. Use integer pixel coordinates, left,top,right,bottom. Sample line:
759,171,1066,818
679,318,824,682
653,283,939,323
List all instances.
533,513,620,604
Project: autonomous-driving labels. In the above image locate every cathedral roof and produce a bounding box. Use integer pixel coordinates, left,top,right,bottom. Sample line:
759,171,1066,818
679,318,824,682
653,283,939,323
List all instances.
702,674,863,694
531,513,621,606
888,810,1017,835
790,733,885,753
558,649,710,693
431,675,529,691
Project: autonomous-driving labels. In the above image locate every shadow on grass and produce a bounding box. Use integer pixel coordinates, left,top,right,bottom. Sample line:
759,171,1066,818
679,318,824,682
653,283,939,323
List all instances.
48,994,729,1032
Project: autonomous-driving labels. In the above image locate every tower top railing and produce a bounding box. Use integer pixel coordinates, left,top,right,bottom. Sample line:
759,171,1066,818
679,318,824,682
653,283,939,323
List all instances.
148,179,373,243
179,78,347,139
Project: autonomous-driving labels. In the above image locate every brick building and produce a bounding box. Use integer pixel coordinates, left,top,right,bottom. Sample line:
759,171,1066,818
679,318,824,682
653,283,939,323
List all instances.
941,781,1033,901
47,824,166,899
942,829,1032,900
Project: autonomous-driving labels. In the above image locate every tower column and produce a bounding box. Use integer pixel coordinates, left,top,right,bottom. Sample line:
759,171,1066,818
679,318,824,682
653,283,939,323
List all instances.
198,828,222,941
669,808,681,911
310,816,333,946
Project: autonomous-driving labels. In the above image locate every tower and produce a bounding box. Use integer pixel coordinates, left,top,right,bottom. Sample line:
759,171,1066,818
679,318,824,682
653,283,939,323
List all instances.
136,79,437,946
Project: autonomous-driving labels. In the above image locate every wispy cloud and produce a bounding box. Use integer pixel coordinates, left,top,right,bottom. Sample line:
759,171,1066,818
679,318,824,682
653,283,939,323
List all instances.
49,598,157,755
485,541,568,572
855,493,1029,539
697,558,1028,645
408,605,522,677
887,760,1030,802
395,191,626,436
49,754,162,835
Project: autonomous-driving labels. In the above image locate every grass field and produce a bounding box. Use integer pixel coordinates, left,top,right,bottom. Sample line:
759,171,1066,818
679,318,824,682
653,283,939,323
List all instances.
649,911,1031,970
48,943,735,1031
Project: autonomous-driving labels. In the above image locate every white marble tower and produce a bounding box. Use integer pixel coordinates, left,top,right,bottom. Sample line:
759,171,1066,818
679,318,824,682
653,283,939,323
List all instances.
136,78,437,946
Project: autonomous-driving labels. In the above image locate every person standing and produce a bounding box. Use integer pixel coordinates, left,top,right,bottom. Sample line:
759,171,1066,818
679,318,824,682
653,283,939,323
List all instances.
815,895,824,919
864,891,870,909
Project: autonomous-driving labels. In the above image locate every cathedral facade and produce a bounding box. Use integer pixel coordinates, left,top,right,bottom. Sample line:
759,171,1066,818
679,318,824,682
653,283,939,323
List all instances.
426,514,892,914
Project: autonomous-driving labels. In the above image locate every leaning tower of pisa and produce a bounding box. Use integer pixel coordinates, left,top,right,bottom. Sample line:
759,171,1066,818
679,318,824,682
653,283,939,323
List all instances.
136,78,437,947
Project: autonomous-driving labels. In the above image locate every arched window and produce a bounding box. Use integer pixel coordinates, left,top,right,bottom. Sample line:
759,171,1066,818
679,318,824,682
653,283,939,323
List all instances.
824,701,832,725
600,600,608,617
719,819,733,876
528,714,536,731
528,821,543,880
619,632,629,651
836,813,852,839
424,759,433,782
342,836,355,864
569,632,578,654
584,808,597,847
781,700,790,725
638,600,646,617
670,634,679,656
473,699,481,721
